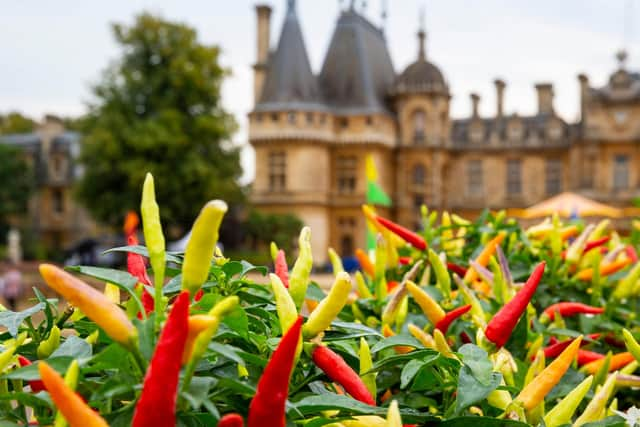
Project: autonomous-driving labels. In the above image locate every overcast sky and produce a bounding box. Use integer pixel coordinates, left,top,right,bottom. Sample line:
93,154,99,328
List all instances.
1,1,636,183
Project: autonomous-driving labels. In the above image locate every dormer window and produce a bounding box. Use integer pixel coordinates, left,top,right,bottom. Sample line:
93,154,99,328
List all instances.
547,122,563,140
287,112,296,124
413,110,426,144
508,122,524,141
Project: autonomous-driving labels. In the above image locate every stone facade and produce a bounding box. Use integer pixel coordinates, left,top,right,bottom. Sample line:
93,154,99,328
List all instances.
250,2,640,264
0,116,98,251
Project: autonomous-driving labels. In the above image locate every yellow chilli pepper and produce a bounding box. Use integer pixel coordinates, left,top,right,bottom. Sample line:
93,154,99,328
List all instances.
140,173,166,313
39,361,108,427
103,283,120,304
614,263,640,299
39,264,137,349
181,200,228,295
543,375,593,427
182,314,218,364
406,281,445,325
303,272,351,338
574,373,618,426
359,337,376,398
328,247,345,274
515,336,582,411
342,416,386,427
386,400,402,427
622,328,640,363
433,329,456,359
289,227,313,309
354,271,373,299
270,273,298,333
408,324,435,349
53,359,80,427
381,284,407,326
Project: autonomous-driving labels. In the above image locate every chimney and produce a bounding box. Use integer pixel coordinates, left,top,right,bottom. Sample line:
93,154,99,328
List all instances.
535,83,554,115
470,93,480,118
253,4,272,103
494,79,505,118
578,73,589,122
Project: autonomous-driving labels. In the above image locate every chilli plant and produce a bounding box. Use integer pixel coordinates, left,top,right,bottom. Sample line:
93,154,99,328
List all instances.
1,172,640,426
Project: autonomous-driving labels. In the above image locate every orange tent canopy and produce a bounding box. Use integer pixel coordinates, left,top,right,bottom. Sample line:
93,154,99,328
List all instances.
517,192,623,219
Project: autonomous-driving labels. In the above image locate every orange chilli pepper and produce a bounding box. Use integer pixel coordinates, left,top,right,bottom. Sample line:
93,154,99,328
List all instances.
575,258,632,281
464,232,505,283
39,361,109,427
582,352,635,374
355,249,375,277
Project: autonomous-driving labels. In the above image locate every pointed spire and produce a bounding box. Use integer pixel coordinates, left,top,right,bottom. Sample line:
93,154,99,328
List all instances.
616,49,628,69
417,5,426,60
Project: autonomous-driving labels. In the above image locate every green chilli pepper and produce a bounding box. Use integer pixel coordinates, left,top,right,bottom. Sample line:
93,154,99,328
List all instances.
428,249,450,299
37,325,61,359
181,200,228,295
289,227,313,309
574,373,617,426
141,173,166,323
622,328,640,363
359,337,376,398
354,271,373,299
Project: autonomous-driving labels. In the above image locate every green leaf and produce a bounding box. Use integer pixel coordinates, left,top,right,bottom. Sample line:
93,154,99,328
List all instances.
370,335,422,353
0,303,44,336
439,417,529,427
400,359,424,389
222,306,249,338
181,376,215,409
458,344,493,385
239,260,268,277
208,342,244,364
67,265,138,288
4,357,73,380
103,245,183,264
50,335,92,360
455,367,501,414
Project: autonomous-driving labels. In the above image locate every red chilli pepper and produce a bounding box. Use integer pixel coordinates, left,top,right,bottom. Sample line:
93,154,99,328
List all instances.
312,345,376,406
626,245,639,263
18,356,46,392
542,302,604,322
376,216,427,251
542,333,601,359
399,256,412,265
218,413,244,427
248,316,303,427
132,291,190,427
127,234,154,317
577,349,605,366
583,236,611,254
485,262,545,348
447,262,468,278
194,289,204,302
435,304,472,334
274,249,290,288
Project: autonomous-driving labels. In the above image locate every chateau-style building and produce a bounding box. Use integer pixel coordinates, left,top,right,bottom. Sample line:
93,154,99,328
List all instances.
250,1,640,263
0,116,97,252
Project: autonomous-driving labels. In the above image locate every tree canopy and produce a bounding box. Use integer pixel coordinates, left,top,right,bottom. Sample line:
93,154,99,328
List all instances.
77,13,243,233
0,112,36,134
0,144,33,235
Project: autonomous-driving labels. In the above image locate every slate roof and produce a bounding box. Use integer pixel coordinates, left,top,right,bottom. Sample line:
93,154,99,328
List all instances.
256,0,323,112
451,115,570,147
393,59,448,95
318,8,396,115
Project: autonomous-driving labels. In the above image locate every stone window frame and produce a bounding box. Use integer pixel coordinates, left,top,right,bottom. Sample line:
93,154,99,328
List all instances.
545,158,563,195
268,151,287,192
336,155,358,195
613,154,629,190
412,109,426,145
466,159,483,196
506,158,522,196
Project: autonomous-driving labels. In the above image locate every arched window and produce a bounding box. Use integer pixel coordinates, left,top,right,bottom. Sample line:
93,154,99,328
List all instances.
413,110,426,144
412,164,425,187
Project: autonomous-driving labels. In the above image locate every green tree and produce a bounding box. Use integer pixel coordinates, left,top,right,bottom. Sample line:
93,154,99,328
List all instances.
0,144,33,234
245,210,303,253
0,112,36,134
77,13,243,233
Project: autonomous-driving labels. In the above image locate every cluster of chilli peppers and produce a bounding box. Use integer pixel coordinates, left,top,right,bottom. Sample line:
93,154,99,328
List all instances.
4,172,640,426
